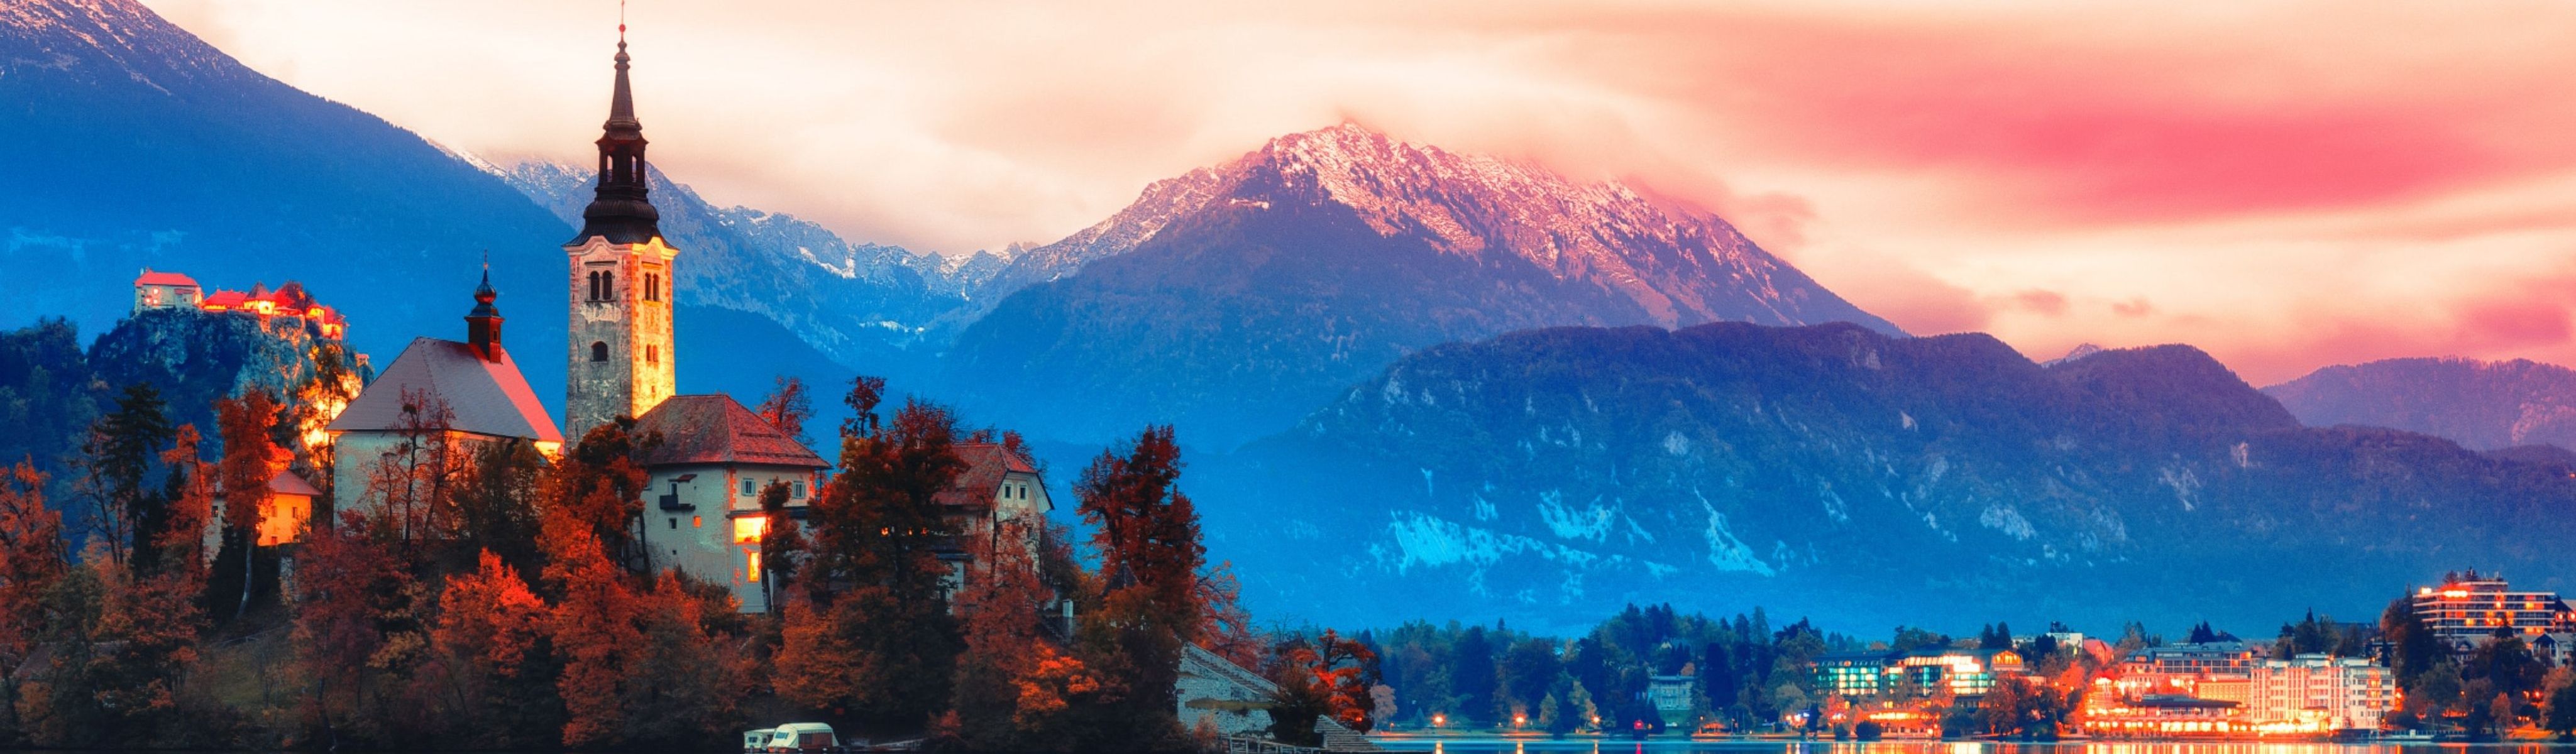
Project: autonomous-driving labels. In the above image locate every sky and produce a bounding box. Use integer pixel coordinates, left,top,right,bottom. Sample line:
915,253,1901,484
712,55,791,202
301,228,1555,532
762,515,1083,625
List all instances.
138,0,2576,386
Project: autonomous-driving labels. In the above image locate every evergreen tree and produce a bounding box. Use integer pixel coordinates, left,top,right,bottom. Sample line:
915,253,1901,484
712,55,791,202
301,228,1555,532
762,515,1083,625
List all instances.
1700,642,1736,719
1451,626,1499,725
80,383,175,567
2384,599,2441,688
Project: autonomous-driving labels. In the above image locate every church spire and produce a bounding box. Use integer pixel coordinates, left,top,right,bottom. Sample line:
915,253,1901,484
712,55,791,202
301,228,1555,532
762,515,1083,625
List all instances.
573,26,661,245
466,258,505,362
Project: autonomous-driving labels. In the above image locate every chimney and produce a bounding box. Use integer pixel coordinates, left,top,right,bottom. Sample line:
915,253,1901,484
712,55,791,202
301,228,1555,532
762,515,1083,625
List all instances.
465,265,504,362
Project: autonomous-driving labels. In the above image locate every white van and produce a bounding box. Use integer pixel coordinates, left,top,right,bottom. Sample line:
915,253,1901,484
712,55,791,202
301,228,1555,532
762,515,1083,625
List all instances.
764,722,840,753
743,728,774,753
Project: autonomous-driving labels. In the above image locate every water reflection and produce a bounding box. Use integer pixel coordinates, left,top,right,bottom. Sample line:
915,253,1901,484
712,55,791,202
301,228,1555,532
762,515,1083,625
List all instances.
1377,741,2572,754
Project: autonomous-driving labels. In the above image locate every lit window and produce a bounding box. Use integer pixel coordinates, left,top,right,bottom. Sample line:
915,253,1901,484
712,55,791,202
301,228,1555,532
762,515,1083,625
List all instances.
747,551,762,582
692,515,702,528
734,516,765,544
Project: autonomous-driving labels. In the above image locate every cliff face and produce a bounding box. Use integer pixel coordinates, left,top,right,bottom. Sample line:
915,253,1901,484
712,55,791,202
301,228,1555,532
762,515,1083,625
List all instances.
87,307,368,453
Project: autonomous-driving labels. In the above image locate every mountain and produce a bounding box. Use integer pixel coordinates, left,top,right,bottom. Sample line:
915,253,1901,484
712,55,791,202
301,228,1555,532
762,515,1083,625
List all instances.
498,161,987,385
947,124,1902,445
0,0,585,406
1196,322,2576,633
2265,357,2576,452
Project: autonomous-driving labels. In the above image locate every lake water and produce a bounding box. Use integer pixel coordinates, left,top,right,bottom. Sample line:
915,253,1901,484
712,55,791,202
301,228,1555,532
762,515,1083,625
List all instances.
1368,740,2573,754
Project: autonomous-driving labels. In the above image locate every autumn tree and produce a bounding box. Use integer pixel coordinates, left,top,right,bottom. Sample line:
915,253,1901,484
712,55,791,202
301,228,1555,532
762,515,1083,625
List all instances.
947,516,1106,750
1074,424,1206,743
756,375,815,445
778,384,962,725
448,440,548,577
214,390,280,620
1196,561,1262,669
0,459,65,738
1271,629,1381,739
422,550,559,749
620,571,751,748
292,510,430,743
154,427,213,609
540,503,642,748
363,388,470,553
756,480,805,618
542,417,657,572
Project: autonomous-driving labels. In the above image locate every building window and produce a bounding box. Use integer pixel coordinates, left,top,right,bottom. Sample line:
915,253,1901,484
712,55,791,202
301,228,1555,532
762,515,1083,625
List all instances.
603,270,615,300
668,517,677,530
734,516,765,544
747,551,762,582
692,515,702,528
590,341,608,362
793,481,806,498
742,479,755,496
646,345,658,364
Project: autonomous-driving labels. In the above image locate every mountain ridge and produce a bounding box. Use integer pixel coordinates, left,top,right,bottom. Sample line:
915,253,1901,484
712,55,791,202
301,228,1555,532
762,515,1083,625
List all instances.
945,123,1902,444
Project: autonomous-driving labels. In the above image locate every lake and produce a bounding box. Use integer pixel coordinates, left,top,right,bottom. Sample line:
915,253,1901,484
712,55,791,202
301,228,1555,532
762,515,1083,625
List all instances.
1368,740,2575,754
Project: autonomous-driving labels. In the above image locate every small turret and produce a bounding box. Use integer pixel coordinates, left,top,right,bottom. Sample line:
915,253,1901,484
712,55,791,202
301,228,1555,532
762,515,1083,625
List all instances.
466,264,505,362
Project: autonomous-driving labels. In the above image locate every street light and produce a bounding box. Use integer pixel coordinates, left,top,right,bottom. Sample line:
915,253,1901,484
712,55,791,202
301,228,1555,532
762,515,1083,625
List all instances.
1431,713,1446,728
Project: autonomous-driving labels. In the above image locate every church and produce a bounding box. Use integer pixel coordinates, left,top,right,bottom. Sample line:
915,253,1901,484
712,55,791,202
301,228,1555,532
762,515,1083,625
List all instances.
326,33,1047,614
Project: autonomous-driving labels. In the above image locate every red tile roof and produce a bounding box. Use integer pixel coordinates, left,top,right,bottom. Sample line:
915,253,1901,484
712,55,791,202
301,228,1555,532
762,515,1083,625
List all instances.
135,269,199,288
200,290,248,309
631,395,828,469
267,469,322,498
326,337,563,444
935,442,1041,510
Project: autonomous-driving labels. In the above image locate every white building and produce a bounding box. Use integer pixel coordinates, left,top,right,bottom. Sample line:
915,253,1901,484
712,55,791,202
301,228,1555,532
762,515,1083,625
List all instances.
932,442,1054,603
2249,654,2391,733
630,394,828,614
326,270,563,511
133,268,202,312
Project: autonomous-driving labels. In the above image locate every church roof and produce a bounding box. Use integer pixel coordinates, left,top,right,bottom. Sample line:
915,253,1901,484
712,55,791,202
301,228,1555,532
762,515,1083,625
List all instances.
631,395,828,469
935,442,1043,510
327,337,563,444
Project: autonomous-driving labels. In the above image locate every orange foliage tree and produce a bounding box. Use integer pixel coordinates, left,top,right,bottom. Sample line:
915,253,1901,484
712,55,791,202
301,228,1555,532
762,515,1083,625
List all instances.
542,418,656,572
292,510,429,742
539,507,640,749
0,458,65,735
422,550,558,749
1072,425,1206,745
214,390,279,619
778,383,962,726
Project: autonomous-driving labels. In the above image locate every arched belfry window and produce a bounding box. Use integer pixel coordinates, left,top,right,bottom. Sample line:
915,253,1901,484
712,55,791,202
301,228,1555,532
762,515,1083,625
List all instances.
590,341,609,362
602,270,615,300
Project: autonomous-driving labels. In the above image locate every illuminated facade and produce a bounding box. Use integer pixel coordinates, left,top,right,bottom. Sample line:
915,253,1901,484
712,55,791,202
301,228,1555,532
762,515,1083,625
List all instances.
2249,654,2391,732
2409,571,2575,655
1814,648,2025,699
2109,642,2259,701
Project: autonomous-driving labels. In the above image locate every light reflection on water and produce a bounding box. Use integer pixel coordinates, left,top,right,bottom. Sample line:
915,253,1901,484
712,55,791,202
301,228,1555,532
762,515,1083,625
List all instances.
1372,740,2573,754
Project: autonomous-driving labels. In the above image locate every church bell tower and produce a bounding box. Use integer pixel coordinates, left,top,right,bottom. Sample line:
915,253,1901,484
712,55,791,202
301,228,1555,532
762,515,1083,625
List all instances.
565,31,677,442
